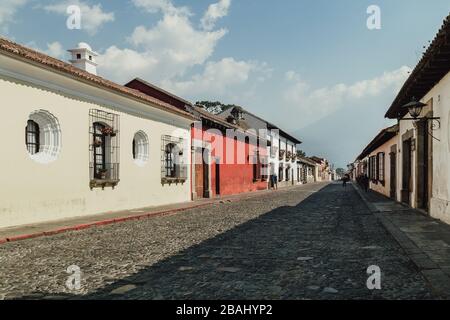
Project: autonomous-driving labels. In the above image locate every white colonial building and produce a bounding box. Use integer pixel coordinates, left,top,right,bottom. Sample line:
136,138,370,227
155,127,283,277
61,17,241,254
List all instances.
0,38,194,228
383,14,450,225
276,132,301,188
216,107,302,189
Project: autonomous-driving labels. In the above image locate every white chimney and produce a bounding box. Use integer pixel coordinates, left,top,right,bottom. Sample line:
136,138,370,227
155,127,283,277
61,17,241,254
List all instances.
68,42,98,75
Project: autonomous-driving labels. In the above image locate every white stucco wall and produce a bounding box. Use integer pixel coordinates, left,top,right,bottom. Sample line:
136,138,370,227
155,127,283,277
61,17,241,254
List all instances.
0,54,192,228
368,136,396,198
421,71,450,224
266,132,299,187
395,71,450,224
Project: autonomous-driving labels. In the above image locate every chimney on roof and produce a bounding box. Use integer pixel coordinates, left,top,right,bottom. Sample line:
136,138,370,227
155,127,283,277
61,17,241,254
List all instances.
68,42,98,75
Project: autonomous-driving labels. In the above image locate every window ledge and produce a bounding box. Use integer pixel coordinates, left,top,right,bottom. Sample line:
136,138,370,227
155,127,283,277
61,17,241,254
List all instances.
90,179,120,190
161,177,187,185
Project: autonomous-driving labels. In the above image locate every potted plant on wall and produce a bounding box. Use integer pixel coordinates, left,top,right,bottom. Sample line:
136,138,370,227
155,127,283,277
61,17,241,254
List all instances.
286,151,292,161
98,169,108,180
101,126,116,137
94,138,103,147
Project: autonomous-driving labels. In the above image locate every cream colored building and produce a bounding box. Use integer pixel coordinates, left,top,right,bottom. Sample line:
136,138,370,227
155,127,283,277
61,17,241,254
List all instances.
0,39,195,229
355,125,399,198
384,14,450,224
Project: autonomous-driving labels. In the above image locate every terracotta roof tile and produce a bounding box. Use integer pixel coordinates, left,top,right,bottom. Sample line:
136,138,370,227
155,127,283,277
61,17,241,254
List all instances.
0,37,196,120
385,13,450,118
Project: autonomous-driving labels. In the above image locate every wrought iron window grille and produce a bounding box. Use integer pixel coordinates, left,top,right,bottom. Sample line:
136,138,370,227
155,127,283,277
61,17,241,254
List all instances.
89,109,120,190
161,135,187,185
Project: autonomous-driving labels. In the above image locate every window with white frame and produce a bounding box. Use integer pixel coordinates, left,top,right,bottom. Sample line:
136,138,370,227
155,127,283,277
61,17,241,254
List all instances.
161,135,187,184
132,131,149,167
25,110,61,164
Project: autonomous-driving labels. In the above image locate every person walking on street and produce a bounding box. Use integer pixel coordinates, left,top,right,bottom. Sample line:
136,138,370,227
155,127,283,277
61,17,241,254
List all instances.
363,174,369,192
272,174,278,190
342,174,349,188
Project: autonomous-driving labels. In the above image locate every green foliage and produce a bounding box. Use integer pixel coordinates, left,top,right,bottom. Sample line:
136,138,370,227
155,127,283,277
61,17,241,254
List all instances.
195,100,243,113
296,150,306,158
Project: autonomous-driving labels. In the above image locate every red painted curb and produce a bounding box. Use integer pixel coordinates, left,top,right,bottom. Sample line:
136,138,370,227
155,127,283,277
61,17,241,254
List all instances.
0,203,212,245
6,232,45,242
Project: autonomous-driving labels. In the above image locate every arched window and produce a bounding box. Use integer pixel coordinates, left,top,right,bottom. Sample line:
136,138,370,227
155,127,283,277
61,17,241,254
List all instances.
165,143,177,178
93,122,107,179
132,131,149,166
25,110,61,164
25,120,40,155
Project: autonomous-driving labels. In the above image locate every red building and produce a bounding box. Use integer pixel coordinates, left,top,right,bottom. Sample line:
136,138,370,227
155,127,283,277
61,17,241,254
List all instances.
126,78,268,199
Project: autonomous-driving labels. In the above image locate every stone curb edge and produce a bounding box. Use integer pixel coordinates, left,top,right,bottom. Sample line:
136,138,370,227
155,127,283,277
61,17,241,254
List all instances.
351,183,450,299
0,203,212,246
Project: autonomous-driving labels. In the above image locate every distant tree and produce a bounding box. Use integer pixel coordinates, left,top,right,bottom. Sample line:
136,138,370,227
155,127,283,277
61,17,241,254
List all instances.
296,150,306,158
336,168,346,176
196,100,243,115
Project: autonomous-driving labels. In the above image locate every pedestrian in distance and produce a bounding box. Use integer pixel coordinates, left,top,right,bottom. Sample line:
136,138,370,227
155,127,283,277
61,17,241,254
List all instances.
273,174,278,190
342,174,349,188
363,174,369,192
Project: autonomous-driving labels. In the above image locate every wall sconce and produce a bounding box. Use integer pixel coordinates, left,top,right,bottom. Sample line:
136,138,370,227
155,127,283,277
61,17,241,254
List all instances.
399,97,441,141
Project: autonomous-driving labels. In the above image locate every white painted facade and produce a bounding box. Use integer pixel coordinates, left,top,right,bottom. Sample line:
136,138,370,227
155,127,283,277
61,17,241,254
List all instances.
396,71,450,224
0,52,192,228
266,131,299,187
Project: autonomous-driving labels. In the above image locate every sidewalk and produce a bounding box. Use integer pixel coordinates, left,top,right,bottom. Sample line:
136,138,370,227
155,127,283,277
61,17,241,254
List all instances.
0,182,325,245
353,183,450,299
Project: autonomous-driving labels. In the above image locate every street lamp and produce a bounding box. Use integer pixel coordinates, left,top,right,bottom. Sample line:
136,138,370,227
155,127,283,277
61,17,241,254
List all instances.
402,97,427,119
399,97,441,141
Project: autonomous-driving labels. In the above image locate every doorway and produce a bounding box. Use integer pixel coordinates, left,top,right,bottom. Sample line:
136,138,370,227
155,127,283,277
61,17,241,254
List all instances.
389,145,397,199
401,136,413,205
416,120,430,211
215,160,220,196
194,147,210,198
203,157,210,198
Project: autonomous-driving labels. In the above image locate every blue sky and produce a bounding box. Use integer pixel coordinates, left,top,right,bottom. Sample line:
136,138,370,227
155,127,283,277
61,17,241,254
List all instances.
2,0,450,167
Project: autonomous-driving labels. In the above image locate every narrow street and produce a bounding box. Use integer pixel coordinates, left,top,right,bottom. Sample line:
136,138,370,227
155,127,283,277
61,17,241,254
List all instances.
0,182,434,300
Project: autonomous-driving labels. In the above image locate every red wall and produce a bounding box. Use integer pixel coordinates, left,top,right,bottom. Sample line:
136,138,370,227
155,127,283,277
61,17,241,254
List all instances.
126,79,188,110
192,124,267,197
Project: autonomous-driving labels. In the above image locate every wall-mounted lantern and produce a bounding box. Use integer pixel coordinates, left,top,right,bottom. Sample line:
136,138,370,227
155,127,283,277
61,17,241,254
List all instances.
399,97,441,141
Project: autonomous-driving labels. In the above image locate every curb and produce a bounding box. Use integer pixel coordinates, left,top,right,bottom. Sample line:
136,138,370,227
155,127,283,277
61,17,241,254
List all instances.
0,182,328,246
352,184,450,299
0,203,212,245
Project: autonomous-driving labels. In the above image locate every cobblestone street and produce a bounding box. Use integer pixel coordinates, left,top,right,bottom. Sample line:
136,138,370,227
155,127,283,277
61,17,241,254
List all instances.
0,182,435,300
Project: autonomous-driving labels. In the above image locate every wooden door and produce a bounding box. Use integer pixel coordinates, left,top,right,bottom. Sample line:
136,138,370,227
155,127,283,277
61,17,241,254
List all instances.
390,149,397,199
402,139,412,205
194,148,204,198
215,161,220,195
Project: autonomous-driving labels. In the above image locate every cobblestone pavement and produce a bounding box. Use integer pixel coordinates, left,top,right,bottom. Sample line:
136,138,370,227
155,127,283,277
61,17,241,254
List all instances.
0,182,436,300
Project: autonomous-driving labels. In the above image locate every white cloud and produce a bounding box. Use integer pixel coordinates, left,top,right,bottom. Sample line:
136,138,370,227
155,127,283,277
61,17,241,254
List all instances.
132,0,191,16
0,0,27,32
201,0,231,31
44,0,114,35
128,14,226,67
44,41,65,59
98,0,228,84
283,66,411,128
97,46,159,82
285,70,300,82
27,41,66,59
161,58,267,96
